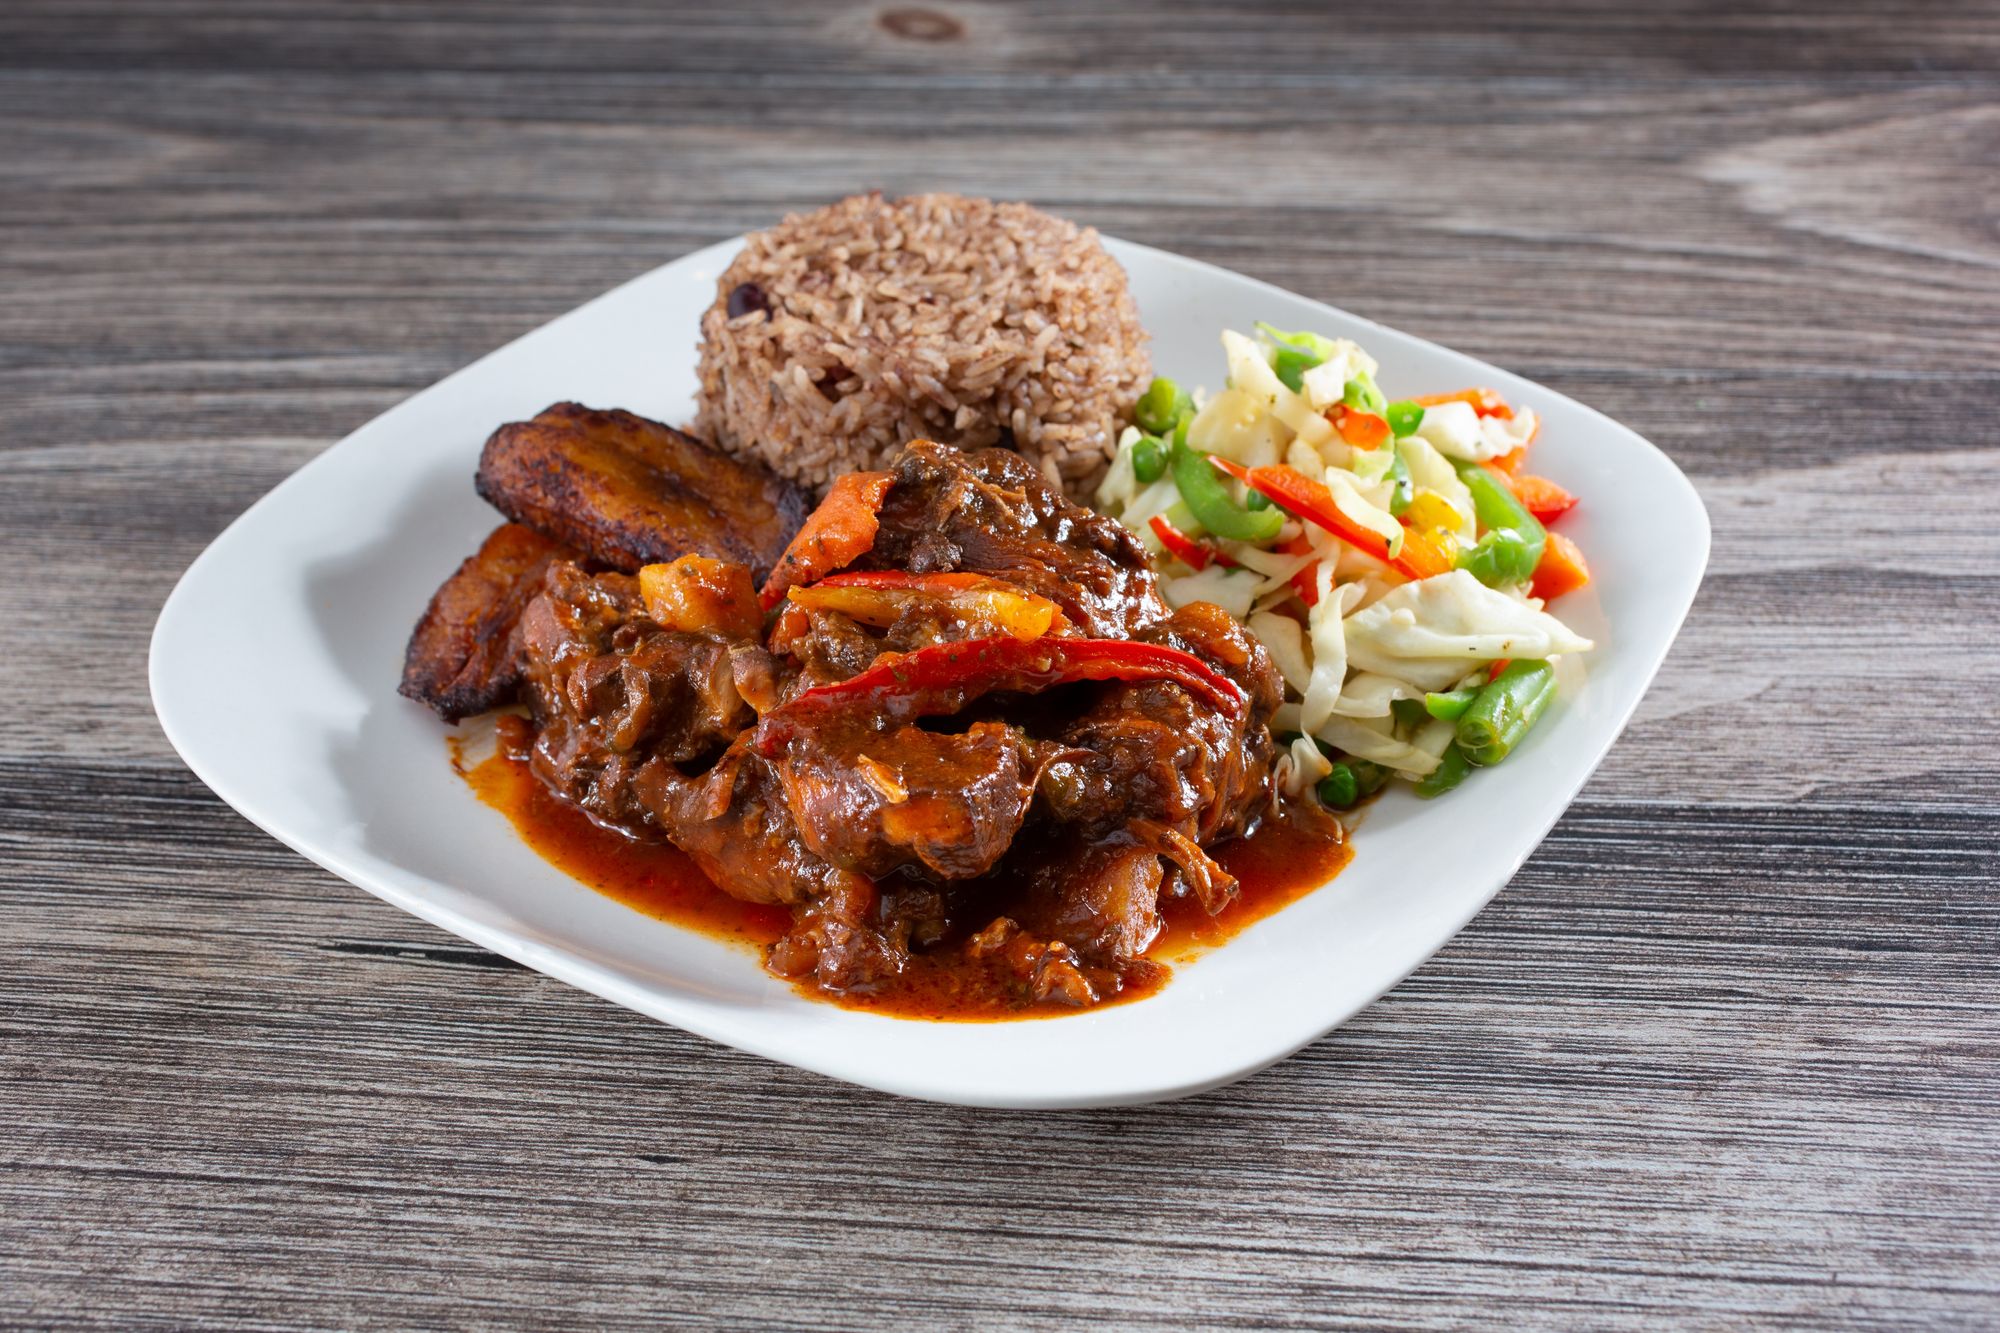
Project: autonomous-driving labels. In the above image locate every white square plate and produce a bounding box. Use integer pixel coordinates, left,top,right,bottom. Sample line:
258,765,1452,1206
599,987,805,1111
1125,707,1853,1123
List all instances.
150,236,1708,1108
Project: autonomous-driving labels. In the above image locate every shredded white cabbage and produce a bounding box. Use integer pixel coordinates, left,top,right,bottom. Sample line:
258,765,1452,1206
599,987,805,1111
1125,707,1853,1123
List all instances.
1331,671,1421,718
1094,427,1143,512
1480,408,1538,457
1188,386,1284,464
1162,566,1259,618
1321,468,1404,551
1343,570,1596,690
1279,734,1332,797
1247,611,1312,696
1300,567,1361,732
1396,436,1477,540
1222,330,1336,451
1311,715,1442,778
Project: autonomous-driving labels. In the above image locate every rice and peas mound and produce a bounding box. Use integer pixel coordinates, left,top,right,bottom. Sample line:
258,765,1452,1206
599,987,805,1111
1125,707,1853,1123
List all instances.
695,193,1149,499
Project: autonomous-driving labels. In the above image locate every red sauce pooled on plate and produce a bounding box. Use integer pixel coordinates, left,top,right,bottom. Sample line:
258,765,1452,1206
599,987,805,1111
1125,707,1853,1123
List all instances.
457,717,1350,1021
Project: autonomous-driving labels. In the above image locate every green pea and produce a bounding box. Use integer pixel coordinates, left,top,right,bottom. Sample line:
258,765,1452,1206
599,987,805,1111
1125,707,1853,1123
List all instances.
1317,764,1360,809
1131,435,1167,483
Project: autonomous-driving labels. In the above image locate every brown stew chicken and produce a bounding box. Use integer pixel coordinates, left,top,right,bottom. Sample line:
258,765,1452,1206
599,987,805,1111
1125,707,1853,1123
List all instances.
403,404,1340,1014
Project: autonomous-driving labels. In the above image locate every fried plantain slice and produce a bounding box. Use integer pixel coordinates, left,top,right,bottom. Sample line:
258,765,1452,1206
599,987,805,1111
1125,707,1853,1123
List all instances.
399,522,574,721
475,403,808,580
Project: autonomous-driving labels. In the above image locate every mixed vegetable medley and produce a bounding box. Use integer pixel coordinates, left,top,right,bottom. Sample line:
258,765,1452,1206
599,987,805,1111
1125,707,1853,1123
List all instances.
1097,326,1596,809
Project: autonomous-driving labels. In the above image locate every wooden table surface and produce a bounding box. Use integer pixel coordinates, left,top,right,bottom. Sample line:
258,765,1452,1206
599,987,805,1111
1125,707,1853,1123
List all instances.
6,2,1998,1326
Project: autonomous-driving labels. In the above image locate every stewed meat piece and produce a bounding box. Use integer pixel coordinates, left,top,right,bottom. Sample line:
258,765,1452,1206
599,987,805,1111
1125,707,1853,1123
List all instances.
867,442,1167,639
440,434,1294,1011
1040,601,1283,848
516,562,760,831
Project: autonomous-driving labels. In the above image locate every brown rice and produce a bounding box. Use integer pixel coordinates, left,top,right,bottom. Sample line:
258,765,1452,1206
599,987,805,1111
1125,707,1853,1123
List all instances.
693,192,1149,499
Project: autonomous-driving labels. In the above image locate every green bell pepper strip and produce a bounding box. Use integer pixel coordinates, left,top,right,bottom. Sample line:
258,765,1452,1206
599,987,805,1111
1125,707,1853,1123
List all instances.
1256,322,1341,361
1255,323,1337,394
1343,371,1387,415
1453,458,1547,587
1415,743,1473,797
1423,686,1480,722
1134,378,1195,435
1385,400,1425,438
1170,440,1285,543
1456,660,1557,766
1386,444,1414,517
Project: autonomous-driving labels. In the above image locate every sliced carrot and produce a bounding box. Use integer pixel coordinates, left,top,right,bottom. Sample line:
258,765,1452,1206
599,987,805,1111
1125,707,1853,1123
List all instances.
1499,471,1577,522
1414,387,1514,419
1329,405,1391,450
1490,445,1528,475
759,471,895,609
1530,531,1591,601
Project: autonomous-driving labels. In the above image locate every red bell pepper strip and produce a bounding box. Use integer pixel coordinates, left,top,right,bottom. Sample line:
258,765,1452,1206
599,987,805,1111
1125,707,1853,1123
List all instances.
1280,531,1319,606
1209,457,1455,582
1147,514,1225,571
755,635,1247,754
758,471,895,610
1497,471,1577,523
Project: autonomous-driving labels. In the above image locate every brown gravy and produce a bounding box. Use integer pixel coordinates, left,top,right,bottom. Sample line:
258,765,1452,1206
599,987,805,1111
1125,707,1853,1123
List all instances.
457,722,1350,1020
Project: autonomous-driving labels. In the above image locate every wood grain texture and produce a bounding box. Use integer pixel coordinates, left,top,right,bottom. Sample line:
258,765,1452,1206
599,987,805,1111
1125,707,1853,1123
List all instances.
3,1,1997,1327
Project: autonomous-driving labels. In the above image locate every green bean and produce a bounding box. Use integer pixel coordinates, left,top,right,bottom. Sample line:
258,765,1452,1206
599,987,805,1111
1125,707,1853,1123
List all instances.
1169,440,1284,543
1134,378,1194,435
1130,434,1167,483
1316,764,1360,809
1458,531,1543,586
1456,661,1557,766
1453,458,1546,587
1423,686,1480,722
1415,743,1473,797
1385,400,1425,438
1455,457,1546,539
